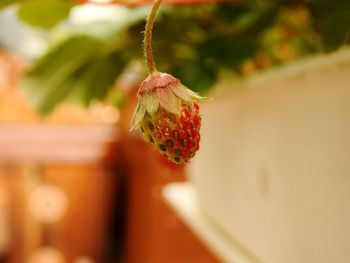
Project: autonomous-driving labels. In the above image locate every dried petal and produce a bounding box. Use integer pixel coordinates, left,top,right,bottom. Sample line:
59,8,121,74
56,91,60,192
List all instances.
157,87,181,115
171,84,210,102
138,72,180,95
130,99,146,131
144,93,159,115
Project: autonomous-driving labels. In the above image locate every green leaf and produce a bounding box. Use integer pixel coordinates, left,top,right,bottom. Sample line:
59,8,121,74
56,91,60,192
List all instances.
67,54,128,106
0,0,18,9
307,0,350,51
198,37,257,68
22,35,104,114
22,34,130,114
26,36,102,77
17,0,74,29
33,59,86,114
172,60,217,94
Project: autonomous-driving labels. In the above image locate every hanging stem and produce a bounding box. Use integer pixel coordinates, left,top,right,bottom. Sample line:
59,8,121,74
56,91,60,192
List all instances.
144,0,164,73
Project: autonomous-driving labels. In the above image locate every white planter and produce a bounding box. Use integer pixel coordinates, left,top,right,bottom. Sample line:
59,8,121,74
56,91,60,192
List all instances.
190,48,350,263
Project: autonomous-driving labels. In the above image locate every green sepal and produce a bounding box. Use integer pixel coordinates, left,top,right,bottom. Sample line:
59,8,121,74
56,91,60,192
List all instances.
130,99,146,131
144,92,159,115
157,88,181,115
171,84,211,102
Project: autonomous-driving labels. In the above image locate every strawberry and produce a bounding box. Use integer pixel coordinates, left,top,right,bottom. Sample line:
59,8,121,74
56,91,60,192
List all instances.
131,72,208,164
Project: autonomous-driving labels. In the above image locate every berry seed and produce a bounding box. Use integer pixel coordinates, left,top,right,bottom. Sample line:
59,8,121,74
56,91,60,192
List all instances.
149,136,154,143
174,149,182,156
147,121,154,131
159,144,166,151
155,132,162,139
164,127,170,135
173,131,179,140
165,139,173,148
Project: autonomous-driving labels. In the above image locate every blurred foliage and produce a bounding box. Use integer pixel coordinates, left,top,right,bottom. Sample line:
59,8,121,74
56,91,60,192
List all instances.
306,0,350,51
22,34,131,113
17,0,75,29
0,0,349,114
0,0,17,9
108,89,129,108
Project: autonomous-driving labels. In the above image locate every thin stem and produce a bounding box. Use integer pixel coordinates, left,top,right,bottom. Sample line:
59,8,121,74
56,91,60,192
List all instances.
144,0,164,73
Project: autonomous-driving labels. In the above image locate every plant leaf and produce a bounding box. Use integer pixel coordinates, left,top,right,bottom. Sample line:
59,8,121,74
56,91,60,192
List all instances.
307,0,350,51
172,60,217,94
0,0,18,9
67,54,128,106
22,35,104,114
17,0,74,29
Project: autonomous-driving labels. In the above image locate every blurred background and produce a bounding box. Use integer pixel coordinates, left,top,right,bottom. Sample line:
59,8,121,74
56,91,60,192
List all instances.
0,0,349,262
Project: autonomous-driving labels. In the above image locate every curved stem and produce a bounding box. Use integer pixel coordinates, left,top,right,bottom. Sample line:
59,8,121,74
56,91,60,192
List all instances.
144,0,164,73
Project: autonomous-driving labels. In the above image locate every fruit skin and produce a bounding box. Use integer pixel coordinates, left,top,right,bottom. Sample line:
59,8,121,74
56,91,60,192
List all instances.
141,103,201,164
131,71,208,164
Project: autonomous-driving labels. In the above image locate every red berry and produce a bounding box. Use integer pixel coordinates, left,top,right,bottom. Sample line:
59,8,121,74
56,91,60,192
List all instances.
131,72,209,164
140,103,201,163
